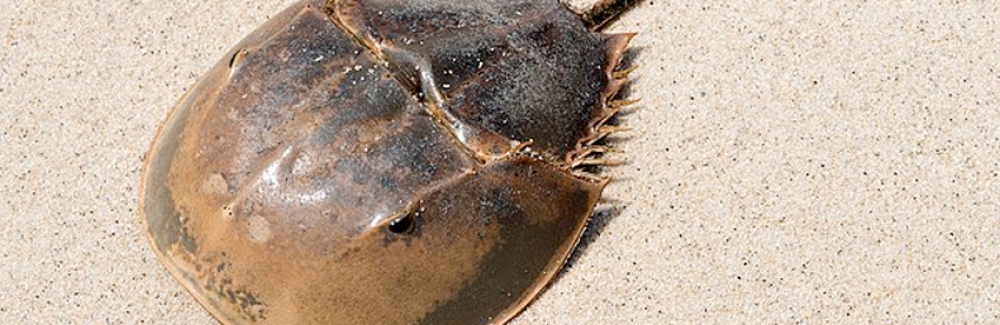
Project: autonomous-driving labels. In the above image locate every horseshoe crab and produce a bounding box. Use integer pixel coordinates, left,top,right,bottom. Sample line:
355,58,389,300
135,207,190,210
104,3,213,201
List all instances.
139,0,636,324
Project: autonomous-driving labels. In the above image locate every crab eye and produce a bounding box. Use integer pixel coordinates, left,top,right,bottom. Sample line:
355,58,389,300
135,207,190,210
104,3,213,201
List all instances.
387,213,416,234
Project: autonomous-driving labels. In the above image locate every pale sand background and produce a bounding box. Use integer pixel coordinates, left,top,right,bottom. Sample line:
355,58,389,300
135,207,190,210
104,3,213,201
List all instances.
2,0,999,324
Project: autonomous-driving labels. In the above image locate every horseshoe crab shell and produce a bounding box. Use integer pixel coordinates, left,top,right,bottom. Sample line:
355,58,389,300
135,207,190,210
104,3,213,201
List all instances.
139,0,633,324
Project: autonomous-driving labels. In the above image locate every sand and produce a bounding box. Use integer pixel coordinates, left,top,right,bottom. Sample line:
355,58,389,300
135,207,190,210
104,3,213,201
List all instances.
2,0,998,323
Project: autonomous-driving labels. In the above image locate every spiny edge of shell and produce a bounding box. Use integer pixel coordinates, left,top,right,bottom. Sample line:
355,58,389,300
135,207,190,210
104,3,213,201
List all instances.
564,32,637,183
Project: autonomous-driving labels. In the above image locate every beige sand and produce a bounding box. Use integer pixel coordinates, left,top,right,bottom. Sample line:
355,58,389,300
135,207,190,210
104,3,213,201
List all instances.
2,0,998,324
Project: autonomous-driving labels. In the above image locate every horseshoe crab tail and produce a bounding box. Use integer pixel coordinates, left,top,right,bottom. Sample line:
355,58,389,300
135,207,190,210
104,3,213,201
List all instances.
573,0,642,30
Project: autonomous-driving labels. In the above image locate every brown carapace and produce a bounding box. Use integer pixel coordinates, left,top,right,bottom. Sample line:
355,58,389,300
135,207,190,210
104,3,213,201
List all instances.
139,0,635,324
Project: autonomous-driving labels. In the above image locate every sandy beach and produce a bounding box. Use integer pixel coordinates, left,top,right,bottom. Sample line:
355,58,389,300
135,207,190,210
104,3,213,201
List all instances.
2,0,998,323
